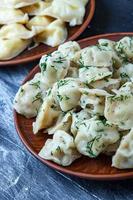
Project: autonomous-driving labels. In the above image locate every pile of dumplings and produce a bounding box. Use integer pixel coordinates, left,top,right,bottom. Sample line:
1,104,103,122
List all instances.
0,0,89,60
14,36,133,169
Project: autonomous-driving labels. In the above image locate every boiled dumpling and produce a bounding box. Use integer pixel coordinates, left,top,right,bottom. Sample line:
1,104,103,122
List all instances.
80,88,110,115
75,117,120,158
71,109,91,137
26,15,54,30
34,19,67,47
33,94,61,134
0,38,31,60
52,78,82,112
0,0,40,8
104,89,133,130
90,78,120,92
118,82,133,94
58,41,81,61
112,129,133,169
43,0,85,26
98,39,122,68
22,1,51,16
115,37,133,62
117,63,133,82
0,24,35,39
74,46,114,67
47,111,72,135
0,8,28,25
103,140,121,155
79,66,112,85
66,67,79,78
39,130,81,166
14,73,48,118
39,51,70,86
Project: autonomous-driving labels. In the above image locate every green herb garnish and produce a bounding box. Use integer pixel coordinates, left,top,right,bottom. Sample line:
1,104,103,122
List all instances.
19,88,25,96
109,94,130,103
86,135,102,157
53,56,66,64
57,79,70,88
120,72,129,79
32,92,43,103
30,81,40,89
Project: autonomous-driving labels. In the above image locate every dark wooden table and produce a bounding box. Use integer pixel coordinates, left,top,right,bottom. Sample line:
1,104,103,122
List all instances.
1,1,133,199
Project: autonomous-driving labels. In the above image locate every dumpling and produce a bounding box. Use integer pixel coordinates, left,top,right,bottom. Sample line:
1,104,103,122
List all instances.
98,39,122,68
0,8,28,25
79,66,112,85
21,1,51,16
79,88,110,115
103,140,120,155
117,63,133,82
112,129,133,169
0,24,35,39
115,37,133,62
39,51,70,86
0,0,40,8
0,38,31,60
26,15,54,30
14,73,47,118
47,111,72,135
75,117,120,158
90,78,120,92
58,41,81,61
34,19,67,47
104,91,133,130
39,130,81,166
66,67,79,78
74,46,114,67
118,82,133,94
52,78,82,112
43,0,86,26
33,95,61,134
71,109,91,137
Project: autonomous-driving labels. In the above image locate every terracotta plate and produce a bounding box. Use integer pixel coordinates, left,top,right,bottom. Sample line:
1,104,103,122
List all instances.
0,0,95,66
14,33,133,180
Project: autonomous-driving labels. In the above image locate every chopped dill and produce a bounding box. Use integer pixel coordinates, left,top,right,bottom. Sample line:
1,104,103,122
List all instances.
30,81,40,89
57,79,70,88
32,92,43,103
86,135,102,157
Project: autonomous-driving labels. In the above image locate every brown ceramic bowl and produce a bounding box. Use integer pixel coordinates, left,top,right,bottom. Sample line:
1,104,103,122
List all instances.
0,0,95,66
14,32,133,180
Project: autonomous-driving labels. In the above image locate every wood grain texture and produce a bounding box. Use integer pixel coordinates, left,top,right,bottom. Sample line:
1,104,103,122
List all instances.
0,0,95,66
14,32,133,180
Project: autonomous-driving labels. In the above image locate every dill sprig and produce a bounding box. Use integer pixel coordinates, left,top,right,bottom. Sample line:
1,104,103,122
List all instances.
30,81,40,89
53,56,66,64
109,94,130,103
40,54,51,73
120,72,129,79
86,135,102,157
57,94,70,101
32,92,43,103
57,79,70,88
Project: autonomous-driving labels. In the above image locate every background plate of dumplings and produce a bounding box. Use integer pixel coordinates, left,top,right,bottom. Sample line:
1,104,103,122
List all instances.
14,32,133,180
0,0,95,66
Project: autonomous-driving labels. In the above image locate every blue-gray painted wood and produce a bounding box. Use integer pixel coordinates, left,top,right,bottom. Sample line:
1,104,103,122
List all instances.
1,1,133,199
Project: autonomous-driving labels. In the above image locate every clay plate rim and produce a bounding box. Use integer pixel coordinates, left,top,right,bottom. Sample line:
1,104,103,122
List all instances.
0,0,95,66
14,32,133,180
